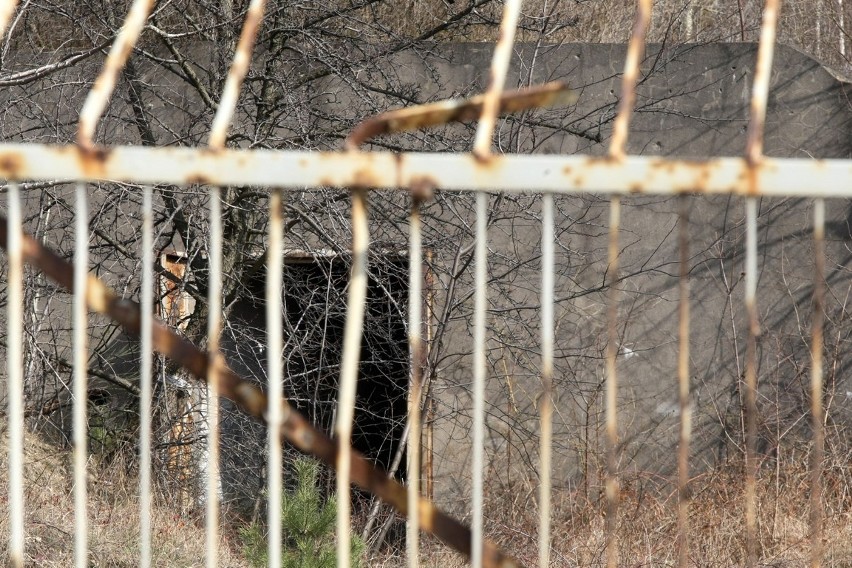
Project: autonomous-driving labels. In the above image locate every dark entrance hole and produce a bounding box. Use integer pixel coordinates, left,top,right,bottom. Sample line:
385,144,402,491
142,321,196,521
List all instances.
224,254,409,503
281,256,409,485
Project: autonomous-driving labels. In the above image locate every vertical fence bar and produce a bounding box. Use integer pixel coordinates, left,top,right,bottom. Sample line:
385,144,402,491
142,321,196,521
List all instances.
743,197,759,568
605,3,652,565
73,183,89,568
6,181,24,568
676,196,692,568
608,0,652,161
472,0,523,159
407,195,425,568
538,193,554,568
205,186,223,568
206,0,267,149
76,0,155,147
809,199,825,568
603,198,621,568
744,3,779,565
139,186,154,568
266,188,284,568
471,3,522,564
336,187,370,568
204,6,266,564
472,190,488,568
745,0,780,166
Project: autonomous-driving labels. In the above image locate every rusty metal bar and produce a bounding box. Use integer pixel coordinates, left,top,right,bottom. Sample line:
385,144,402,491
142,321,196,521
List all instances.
604,3,652,565
538,193,554,568
472,191,488,568
335,187,370,568
347,82,576,147
0,216,524,568
743,3,779,565
609,0,652,160
676,196,692,568
205,186,223,568
810,198,825,568
139,185,154,568
73,183,89,568
407,193,426,568
746,0,781,165
207,0,267,148
472,0,523,158
6,181,24,568
0,146,847,196
76,0,155,148
267,188,284,568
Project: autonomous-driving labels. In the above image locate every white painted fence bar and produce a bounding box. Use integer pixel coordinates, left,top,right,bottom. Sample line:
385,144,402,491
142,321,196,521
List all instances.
538,193,554,568
139,185,154,568
603,197,621,568
335,187,370,568
0,146,848,196
266,188,284,568
2,5,24,568
676,196,692,568
603,2,652,563
472,191,488,568
673,0,692,558
72,183,89,568
205,186,223,568
470,0,523,563
5,181,23,568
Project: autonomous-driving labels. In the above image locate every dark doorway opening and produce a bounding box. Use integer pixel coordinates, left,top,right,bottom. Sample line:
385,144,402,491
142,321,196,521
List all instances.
280,255,409,484
226,254,410,491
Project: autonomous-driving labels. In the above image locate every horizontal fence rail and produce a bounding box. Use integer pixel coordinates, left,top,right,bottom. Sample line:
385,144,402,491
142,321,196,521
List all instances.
1,0,850,567
0,146,848,196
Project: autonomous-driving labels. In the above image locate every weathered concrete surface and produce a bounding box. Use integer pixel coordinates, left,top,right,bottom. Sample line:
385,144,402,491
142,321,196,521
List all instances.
392,43,852,512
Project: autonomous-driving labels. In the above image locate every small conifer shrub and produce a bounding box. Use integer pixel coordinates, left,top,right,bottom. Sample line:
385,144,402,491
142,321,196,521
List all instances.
240,457,364,568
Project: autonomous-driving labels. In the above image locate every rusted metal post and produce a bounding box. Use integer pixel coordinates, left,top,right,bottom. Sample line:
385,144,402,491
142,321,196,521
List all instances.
604,3,652,566
809,199,825,568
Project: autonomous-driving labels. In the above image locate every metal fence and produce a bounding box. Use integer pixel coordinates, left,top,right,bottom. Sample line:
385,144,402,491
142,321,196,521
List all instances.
1,0,850,568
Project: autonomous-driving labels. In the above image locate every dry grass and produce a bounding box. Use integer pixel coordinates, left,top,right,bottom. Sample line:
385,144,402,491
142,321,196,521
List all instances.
3,427,851,567
371,462,852,567
0,428,249,567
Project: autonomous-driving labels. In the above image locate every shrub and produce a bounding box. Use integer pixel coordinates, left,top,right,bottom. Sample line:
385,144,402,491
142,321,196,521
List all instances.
240,458,364,568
